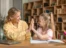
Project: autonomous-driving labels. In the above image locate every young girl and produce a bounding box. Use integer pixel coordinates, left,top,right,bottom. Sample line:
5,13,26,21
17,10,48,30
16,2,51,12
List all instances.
30,13,55,40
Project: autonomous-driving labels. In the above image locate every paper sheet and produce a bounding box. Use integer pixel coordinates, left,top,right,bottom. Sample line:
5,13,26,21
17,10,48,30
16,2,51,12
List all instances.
48,40,64,43
30,40,48,44
30,39,64,44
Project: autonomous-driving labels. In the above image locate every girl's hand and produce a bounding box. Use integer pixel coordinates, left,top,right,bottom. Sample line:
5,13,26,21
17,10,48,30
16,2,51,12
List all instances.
50,12,55,39
50,12,53,19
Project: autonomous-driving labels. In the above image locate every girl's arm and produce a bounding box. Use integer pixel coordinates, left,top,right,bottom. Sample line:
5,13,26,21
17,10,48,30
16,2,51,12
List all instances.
32,28,49,40
30,18,53,40
50,13,55,39
30,18,49,40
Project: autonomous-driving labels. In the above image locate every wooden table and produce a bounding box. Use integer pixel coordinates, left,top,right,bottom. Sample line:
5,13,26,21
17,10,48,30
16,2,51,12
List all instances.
0,40,66,48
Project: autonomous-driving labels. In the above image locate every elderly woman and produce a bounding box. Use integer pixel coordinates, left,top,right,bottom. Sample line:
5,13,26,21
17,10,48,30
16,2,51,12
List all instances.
3,7,31,42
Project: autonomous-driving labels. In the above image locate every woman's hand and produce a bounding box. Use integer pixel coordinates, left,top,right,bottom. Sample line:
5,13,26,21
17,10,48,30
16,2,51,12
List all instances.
31,18,35,30
31,18,34,29
29,18,35,31
26,19,34,32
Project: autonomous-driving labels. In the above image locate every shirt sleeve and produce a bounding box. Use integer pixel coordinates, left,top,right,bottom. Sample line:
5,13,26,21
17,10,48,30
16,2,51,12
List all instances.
3,24,26,41
3,24,17,40
47,29,53,40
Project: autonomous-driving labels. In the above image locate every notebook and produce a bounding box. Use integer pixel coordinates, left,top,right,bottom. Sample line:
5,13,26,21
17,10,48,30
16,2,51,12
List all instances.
30,39,64,44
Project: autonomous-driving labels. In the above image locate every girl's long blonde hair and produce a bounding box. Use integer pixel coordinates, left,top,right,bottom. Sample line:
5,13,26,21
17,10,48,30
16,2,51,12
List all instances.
39,13,51,29
5,7,20,23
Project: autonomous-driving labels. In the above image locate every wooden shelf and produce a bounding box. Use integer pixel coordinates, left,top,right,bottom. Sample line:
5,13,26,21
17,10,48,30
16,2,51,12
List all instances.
56,22,62,23
62,22,66,31
37,8,43,15
58,13,66,14
31,9,37,16
55,23,62,31
24,0,66,39
27,2,34,10
49,0,57,6
57,0,66,6
33,0,43,9
24,3,28,10
43,0,49,3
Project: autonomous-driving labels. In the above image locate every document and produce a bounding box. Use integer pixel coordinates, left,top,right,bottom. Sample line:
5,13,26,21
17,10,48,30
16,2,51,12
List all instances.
30,40,48,44
30,39,64,44
48,40,64,43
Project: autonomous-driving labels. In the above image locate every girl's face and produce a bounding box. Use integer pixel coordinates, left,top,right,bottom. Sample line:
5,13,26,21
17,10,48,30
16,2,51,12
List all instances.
38,16,46,27
10,12,21,23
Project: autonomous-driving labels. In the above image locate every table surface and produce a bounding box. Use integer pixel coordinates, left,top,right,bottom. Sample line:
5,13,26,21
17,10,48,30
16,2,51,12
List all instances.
0,40,66,48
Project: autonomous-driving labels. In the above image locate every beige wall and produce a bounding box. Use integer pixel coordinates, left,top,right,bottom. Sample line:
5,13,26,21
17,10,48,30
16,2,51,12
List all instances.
0,0,38,20
0,0,13,20
23,0,39,3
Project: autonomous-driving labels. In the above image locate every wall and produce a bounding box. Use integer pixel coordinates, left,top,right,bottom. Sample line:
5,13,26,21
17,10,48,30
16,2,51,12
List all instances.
0,0,38,20
0,0,13,39
0,0,13,20
23,0,39,3
0,0,1,19
13,0,23,19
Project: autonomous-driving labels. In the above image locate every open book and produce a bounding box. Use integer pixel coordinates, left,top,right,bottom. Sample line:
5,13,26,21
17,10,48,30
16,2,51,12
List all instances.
30,39,64,44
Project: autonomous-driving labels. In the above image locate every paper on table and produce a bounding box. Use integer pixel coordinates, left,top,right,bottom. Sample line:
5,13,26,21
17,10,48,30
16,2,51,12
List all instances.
30,39,64,44
30,40,49,44
48,40,64,43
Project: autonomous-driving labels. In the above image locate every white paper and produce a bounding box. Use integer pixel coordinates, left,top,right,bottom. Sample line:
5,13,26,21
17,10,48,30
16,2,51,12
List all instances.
48,40,64,43
30,40,49,44
30,39,64,44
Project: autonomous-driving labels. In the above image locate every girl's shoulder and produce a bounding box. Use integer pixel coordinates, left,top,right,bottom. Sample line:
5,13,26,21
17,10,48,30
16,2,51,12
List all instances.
47,29,53,32
37,28,42,33
37,27,42,30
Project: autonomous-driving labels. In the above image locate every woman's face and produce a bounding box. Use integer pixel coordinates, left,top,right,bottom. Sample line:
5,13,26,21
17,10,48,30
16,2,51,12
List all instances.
11,12,21,23
38,16,46,27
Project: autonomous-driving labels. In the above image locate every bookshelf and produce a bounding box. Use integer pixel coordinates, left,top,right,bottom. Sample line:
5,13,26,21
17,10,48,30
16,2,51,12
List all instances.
24,0,66,39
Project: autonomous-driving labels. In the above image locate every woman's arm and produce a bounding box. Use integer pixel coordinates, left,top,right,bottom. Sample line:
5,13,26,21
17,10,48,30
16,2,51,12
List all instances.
25,22,31,40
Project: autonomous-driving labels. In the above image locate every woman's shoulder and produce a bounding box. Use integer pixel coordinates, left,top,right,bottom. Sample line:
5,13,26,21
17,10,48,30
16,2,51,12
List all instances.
20,20,27,24
3,22,12,29
19,20,28,26
4,22,11,26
